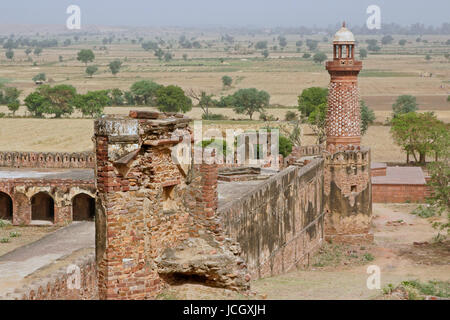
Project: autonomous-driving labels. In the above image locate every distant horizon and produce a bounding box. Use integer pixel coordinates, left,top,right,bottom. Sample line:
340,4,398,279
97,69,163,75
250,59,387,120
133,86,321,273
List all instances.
0,0,448,29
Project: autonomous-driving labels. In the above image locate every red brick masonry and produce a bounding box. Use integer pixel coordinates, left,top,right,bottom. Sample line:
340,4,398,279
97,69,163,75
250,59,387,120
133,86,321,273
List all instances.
371,166,428,203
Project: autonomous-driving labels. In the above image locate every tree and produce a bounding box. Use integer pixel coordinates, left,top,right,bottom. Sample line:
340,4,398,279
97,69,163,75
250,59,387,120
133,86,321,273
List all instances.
390,112,448,164
302,53,311,59
5,49,14,61
59,55,63,62
425,54,432,61
360,100,376,135
109,88,124,106
295,40,303,47
187,89,214,118
255,41,268,50
392,95,418,116
3,87,21,105
359,48,368,59
306,39,318,51
24,84,76,118
307,102,327,144
232,88,270,120
422,159,450,241
278,36,287,48
73,90,109,118
108,60,122,76
154,48,164,60
262,49,269,59
77,49,95,65
156,85,192,113
32,73,46,83
182,53,188,61
381,35,394,45
367,44,381,52
398,39,407,46
222,75,232,88
25,48,32,56
7,101,20,116
297,87,328,119
313,52,327,64
24,91,49,117
85,66,98,78
164,51,173,62
130,80,162,105
33,47,43,56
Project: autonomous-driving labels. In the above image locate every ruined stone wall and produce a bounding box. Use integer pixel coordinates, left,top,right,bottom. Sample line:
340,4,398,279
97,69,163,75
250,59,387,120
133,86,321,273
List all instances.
0,151,95,169
218,159,325,279
3,253,98,300
0,178,95,225
323,147,373,244
95,112,248,300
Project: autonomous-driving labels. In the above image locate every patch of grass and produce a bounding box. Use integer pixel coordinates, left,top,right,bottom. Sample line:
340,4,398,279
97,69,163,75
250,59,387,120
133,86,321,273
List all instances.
9,231,21,238
360,70,416,77
310,243,374,268
0,237,10,243
0,220,7,228
363,253,375,262
156,290,179,300
382,283,395,295
401,280,450,299
411,205,436,218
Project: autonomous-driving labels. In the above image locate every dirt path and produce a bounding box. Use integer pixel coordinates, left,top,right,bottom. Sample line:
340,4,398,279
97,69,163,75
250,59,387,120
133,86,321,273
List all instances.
0,221,94,297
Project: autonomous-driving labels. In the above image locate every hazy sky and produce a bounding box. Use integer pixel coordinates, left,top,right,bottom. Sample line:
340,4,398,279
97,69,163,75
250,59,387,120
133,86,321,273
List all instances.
0,0,448,28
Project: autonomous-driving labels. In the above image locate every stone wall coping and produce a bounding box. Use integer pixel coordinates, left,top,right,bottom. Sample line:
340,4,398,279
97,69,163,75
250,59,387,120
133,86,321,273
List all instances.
218,158,324,213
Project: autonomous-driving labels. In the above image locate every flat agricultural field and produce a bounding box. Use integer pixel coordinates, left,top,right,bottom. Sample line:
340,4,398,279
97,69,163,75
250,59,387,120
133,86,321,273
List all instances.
0,31,448,163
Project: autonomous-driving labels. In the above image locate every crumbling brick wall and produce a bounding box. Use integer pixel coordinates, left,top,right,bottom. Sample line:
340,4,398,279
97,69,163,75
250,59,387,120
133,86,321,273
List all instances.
0,151,95,169
323,147,373,244
94,112,249,300
218,159,325,279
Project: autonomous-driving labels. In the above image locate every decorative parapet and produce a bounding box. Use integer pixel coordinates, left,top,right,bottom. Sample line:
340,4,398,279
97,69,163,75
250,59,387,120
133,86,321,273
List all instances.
0,151,95,169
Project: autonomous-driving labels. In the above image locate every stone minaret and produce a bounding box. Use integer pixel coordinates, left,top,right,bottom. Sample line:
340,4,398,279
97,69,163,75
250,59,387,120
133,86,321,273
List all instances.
325,22,362,148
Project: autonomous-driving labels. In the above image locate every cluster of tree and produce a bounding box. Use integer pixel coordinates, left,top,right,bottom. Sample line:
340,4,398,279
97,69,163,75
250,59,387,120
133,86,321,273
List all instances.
297,87,375,144
23,84,111,118
0,84,21,115
178,35,201,49
2,38,58,50
306,39,319,51
390,96,448,165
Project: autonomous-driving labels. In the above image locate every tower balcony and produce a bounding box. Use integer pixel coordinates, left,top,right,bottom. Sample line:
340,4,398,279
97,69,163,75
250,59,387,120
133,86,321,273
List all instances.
326,59,362,73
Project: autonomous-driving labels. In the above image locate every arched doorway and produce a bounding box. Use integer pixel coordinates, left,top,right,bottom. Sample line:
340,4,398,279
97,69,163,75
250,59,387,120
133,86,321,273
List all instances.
31,192,54,222
72,194,95,221
0,192,13,220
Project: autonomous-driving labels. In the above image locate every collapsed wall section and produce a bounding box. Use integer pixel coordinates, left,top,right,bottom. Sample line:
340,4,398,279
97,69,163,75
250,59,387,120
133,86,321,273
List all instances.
94,112,249,300
218,159,325,279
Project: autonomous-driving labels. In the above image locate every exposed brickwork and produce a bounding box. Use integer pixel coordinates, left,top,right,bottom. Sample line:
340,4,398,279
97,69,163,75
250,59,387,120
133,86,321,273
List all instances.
0,151,95,169
95,112,248,300
218,159,325,279
323,148,373,244
372,184,428,203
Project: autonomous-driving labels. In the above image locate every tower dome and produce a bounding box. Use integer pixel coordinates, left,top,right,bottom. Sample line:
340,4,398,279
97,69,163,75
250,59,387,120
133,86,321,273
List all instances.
333,22,355,43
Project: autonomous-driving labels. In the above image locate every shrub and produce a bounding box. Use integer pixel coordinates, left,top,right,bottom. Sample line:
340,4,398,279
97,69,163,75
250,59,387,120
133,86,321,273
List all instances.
285,110,298,121
202,113,228,120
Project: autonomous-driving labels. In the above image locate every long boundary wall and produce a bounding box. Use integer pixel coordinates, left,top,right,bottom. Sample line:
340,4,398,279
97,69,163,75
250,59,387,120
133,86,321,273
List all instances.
218,159,325,279
3,253,98,300
0,152,95,169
